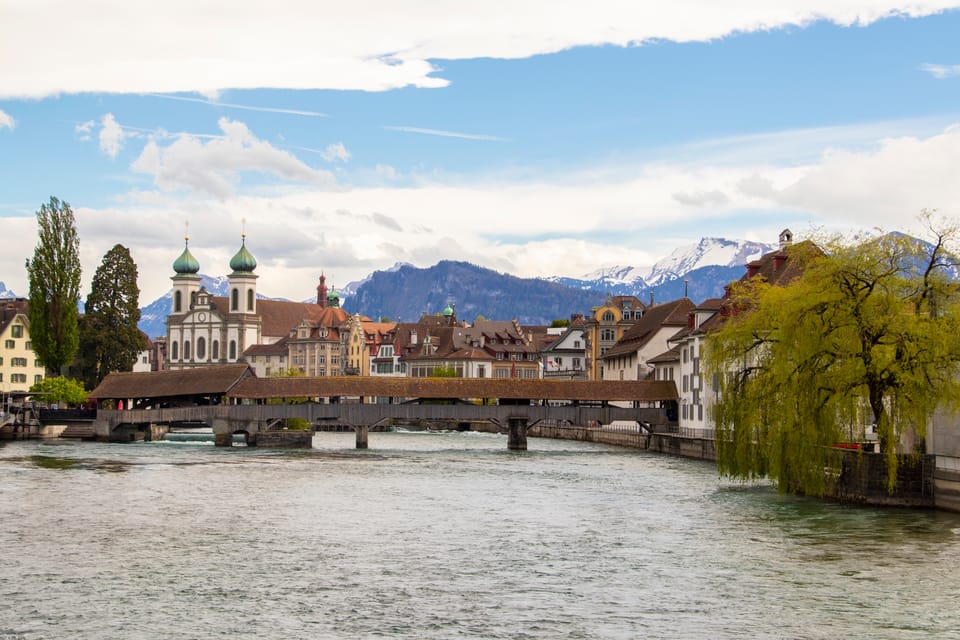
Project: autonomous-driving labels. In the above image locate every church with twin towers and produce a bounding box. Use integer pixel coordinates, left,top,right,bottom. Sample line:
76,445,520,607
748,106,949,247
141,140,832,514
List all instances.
165,232,355,374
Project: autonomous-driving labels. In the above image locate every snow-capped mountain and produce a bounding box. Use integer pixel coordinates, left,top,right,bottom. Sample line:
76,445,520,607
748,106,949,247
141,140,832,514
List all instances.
645,237,774,286
0,281,17,299
550,237,775,295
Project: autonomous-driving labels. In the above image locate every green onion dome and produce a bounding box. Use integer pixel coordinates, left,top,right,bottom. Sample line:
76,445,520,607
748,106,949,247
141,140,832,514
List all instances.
229,237,257,273
327,289,340,308
443,303,454,317
173,239,200,275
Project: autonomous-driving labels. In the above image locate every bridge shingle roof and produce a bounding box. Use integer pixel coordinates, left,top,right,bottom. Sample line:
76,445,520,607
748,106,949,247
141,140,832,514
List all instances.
229,376,678,402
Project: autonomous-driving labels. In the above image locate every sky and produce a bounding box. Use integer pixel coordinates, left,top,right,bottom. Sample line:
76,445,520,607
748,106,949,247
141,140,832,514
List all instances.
2,1,960,305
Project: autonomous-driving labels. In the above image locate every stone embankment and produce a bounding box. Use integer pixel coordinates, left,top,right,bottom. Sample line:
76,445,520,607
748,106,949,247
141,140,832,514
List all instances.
528,423,717,461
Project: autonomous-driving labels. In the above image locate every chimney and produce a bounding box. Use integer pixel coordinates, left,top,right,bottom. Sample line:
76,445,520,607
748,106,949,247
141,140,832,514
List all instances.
773,253,787,271
779,228,793,249
649,292,655,306
746,261,760,278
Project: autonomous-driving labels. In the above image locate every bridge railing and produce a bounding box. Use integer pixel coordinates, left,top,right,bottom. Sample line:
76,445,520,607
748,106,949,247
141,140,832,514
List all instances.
98,403,670,430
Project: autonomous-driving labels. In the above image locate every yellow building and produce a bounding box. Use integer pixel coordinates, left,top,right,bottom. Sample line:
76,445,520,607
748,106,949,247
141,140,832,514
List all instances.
1,299,45,396
580,295,645,380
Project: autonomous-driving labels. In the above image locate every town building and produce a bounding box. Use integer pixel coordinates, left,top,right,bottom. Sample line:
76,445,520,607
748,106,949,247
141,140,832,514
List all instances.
655,229,817,434
0,299,44,396
581,295,645,380
599,297,694,381
540,314,587,379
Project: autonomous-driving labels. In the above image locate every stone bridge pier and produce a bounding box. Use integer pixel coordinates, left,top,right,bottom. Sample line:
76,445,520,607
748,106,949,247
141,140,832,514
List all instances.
508,417,528,450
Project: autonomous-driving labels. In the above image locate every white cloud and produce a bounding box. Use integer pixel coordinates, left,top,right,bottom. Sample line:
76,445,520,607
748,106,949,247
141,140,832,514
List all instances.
130,117,337,197
3,1,958,97
98,113,135,158
5,121,959,307
75,119,95,140
0,109,14,129
921,63,960,78
320,142,350,163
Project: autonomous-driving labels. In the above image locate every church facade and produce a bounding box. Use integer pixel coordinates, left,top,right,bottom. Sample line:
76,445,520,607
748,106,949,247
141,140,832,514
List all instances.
165,235,334,371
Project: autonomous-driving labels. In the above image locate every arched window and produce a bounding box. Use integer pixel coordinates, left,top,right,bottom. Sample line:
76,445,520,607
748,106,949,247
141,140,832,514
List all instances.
197,337,206,359
174,291,182,313
183,340,191,360
190,291,197,308
231,288,239,311
229,340,237,360
602,311,615,323
212,340,220,360
247,289,254,311
171,341,179,360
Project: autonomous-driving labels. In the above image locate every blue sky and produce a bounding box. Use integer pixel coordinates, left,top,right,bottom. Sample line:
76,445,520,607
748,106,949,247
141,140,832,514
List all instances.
2,2,960,304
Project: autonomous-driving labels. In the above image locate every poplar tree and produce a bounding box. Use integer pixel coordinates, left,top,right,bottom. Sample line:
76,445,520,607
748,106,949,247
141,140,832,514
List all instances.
26,197,82,375
707,224,960,495
77,244,146,389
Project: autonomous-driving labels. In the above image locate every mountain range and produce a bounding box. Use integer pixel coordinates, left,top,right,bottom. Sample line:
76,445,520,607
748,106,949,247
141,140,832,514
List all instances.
6,237,778,338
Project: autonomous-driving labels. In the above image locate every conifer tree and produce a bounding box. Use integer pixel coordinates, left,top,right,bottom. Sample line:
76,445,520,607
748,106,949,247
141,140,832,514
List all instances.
26,197,82,375
77,244,146,389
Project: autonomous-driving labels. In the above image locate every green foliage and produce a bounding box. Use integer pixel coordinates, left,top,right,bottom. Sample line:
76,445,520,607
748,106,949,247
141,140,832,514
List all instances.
431,366,459,378
27,197,81,374
76,244,147,389
265,370,311,429
29,376,88,407
550,319,570,328
707,224,960,496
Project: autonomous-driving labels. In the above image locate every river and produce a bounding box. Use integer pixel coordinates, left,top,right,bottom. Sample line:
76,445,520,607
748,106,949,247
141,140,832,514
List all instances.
1,431,959,639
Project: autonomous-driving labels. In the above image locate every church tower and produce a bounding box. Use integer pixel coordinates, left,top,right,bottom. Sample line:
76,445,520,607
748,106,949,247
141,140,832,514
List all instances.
317,273,328,308
171,234,201,315
228,232,258,315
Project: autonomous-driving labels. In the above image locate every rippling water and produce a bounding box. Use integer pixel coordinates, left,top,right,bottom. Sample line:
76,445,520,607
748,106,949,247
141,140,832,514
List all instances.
2,432,959,639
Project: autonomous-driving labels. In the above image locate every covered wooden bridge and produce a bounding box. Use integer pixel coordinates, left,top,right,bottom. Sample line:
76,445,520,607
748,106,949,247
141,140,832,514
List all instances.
89,366,679,449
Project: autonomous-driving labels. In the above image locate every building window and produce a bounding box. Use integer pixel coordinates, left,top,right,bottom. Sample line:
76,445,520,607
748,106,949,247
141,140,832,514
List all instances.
231,288,239,311
247,289,254,311
573,358,581,369
4,340,14,349
11,325,23,338
602,311,614,323
229,340,237,360
574,340,581,349
213,340,220,360
171,341,179,360
25,341,31,350
197,337,206,359
183,340,191,360
34,374,42,384
174,291,182,313
12,374,27,384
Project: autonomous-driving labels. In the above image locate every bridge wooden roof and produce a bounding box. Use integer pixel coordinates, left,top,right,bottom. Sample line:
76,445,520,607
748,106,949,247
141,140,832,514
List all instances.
89,364,253,400
229,376,678,402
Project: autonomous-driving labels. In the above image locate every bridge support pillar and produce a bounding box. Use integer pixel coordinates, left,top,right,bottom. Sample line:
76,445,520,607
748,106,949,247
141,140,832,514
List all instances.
355,425,369,449
508,418,528,451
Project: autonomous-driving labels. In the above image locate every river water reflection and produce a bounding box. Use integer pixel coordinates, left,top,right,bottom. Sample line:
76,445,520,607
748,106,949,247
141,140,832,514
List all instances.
1,431,959,639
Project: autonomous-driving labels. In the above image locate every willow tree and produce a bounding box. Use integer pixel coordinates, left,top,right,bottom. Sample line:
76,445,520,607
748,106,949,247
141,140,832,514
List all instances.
706,226,960,495
76,244,146,389
26,197,82,375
